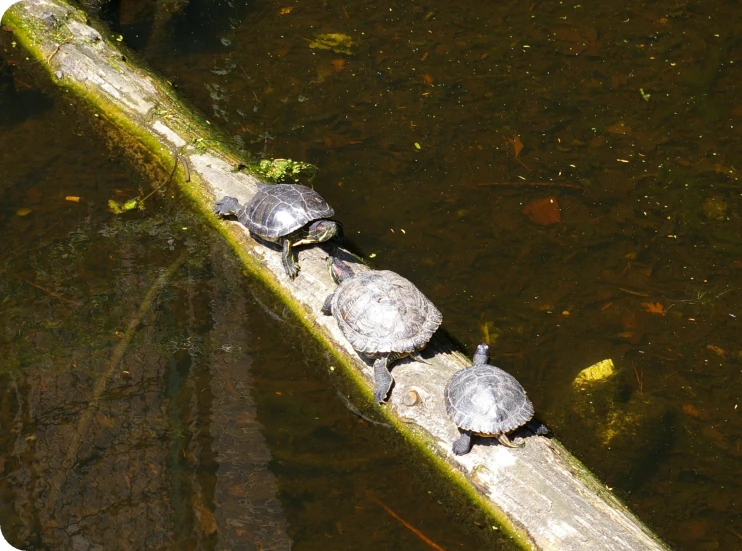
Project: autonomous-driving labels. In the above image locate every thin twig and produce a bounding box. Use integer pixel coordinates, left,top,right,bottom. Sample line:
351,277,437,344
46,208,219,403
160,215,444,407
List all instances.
477,181,584,190
178,154,191,182
139,148,183,204
365,490,447,551
6,221,61,258
46,251,188,511
631,361,643,394
336,391,391,427
15,276,82,306
618,287,652,297
46,43,62,64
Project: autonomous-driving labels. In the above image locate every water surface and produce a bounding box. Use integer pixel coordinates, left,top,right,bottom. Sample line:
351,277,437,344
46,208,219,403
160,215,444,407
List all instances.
98,0,742,549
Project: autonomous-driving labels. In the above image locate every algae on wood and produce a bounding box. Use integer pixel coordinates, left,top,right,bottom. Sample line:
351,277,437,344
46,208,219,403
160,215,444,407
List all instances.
5,1,670,550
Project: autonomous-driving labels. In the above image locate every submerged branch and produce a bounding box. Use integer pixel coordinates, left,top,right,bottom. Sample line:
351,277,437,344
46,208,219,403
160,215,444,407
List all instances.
45,251,188,511
15,276,82,306
365,490,447,551
478,181,584,190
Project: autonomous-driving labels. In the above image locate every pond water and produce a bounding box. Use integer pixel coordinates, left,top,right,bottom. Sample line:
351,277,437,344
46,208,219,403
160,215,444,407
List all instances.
0,33,516,551
89,0,742,549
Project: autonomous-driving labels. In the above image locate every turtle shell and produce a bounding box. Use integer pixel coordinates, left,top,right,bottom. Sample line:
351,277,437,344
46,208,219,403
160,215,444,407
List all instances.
329,270,442,355
445,364,534,435
244,184,334,239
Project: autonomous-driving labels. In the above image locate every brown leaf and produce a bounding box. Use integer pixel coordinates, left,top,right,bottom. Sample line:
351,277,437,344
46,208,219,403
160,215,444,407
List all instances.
193,493,218,536
682,404,711,421
522,197,561,226
641,302,666,316
508,134,524,158
706,344,725,358
553,27,588,44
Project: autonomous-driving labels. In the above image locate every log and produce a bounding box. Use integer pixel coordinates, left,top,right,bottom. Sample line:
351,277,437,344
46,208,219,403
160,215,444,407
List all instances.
4,2,671,549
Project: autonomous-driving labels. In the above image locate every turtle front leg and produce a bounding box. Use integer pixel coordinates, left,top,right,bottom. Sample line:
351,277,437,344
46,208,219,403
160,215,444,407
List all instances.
452,429,474,455
498,433,524,448
372,355,393,403
281,238,300,280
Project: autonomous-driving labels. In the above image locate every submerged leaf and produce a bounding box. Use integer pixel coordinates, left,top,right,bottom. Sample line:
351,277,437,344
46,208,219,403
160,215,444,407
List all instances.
508,134,524,158
308,33,354,55
522,197,561,226
108,198,140,214
573,359,615,387
641,302,666,316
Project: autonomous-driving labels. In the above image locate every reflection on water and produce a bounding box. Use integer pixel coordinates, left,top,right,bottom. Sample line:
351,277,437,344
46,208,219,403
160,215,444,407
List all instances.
0,37,515,550
95,0,742,549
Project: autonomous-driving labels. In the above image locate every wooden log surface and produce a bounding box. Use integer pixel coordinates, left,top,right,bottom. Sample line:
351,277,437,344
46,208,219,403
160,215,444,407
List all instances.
5,1,671,549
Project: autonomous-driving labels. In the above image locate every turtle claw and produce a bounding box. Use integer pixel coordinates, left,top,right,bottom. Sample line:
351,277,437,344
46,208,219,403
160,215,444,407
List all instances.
282,239,300,280
498,433,524,448
373,387,389,403
283,259,300,280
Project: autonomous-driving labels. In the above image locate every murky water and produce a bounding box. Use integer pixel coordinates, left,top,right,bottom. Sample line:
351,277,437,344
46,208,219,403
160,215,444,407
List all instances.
83,0,742,549
0,36,516,550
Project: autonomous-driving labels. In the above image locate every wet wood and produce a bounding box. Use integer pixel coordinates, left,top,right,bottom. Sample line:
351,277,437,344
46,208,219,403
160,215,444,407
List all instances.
5,1,670,550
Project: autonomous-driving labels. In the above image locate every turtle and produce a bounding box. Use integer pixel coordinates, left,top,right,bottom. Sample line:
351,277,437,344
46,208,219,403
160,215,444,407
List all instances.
444,343,534,455
215,183,341,280
322,256,443,403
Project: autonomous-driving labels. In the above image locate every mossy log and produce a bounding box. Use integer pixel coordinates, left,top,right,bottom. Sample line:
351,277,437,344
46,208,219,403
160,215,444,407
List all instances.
5,1,670,550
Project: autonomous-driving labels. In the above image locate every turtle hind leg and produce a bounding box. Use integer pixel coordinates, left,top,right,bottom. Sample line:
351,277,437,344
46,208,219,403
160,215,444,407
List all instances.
498,433,524,448
372,356,393,403
281,238,300,280
321,293,334,316
452,429,474,455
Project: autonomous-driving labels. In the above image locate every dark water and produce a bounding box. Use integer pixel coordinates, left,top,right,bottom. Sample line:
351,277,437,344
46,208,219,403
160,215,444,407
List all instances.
0,36,515,550
87,0,742,549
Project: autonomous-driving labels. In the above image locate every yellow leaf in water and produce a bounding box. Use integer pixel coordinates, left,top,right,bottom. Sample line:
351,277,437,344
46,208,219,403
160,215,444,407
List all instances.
16,208,32,216
573,359,615,387
65,196,81,202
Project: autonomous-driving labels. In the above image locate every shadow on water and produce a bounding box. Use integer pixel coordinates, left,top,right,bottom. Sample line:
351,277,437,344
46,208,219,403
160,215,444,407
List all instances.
89,0,742,549
0,36,516,550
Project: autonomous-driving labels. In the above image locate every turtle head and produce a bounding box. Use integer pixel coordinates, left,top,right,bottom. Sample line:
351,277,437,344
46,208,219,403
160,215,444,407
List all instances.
327,256,355,284
214,196,242,218
307,220,341,243
472,343,490,366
